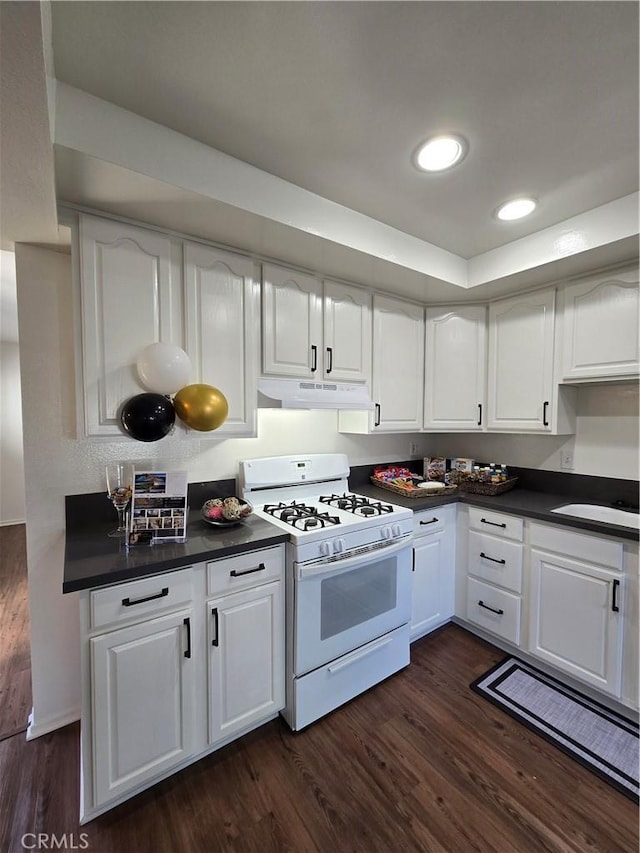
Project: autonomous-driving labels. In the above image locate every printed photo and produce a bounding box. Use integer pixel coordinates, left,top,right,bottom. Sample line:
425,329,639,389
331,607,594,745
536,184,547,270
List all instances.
135,472,167,494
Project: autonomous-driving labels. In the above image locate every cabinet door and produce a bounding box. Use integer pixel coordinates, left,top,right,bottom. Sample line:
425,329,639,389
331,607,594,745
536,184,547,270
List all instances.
79,215,180,436
411,531,454,640
487,289,555,431
184,243,259,436
529,549,623,696
323,280,371,382
424,306,486,430
91,609,196,807
208,581,284,744
562,269,640,381
372,295,425,432
262,263,322,377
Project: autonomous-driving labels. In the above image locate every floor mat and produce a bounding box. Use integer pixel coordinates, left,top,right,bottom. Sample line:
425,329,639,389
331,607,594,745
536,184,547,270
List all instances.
471,656,639,802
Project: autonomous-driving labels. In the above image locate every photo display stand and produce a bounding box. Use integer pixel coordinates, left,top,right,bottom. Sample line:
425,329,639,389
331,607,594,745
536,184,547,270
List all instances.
128,469,188,547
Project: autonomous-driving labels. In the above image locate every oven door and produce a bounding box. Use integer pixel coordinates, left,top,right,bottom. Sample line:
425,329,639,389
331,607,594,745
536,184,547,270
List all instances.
293,537,412,676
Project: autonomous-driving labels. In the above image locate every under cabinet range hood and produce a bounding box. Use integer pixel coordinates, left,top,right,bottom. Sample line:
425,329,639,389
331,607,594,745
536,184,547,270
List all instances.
258,378,374,410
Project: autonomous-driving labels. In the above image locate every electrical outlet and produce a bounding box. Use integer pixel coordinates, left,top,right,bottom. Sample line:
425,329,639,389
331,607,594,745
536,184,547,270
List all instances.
561,450,574,470
409,442,418,456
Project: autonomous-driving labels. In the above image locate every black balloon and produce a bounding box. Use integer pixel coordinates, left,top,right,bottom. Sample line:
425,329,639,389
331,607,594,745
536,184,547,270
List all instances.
120,393,175,442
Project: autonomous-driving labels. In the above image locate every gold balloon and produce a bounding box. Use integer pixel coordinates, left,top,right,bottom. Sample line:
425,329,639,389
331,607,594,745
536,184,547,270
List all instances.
173,384,229,431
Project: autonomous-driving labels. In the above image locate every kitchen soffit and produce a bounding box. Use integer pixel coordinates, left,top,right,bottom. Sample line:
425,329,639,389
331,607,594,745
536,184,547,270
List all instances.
49,1,639,259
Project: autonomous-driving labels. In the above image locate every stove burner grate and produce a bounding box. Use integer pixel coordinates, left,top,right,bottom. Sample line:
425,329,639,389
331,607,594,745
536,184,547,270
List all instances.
318,493,394,516
263,501,341,529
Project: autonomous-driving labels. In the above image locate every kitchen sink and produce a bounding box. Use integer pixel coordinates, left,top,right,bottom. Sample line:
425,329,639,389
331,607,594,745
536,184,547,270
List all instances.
551,503,640,530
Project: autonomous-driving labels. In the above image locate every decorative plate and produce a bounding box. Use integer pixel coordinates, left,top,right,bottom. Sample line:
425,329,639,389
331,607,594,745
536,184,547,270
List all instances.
201,497,253,527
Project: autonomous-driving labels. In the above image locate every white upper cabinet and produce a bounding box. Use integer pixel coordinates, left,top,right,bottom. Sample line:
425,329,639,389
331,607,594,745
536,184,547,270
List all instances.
261,263,323,378
339,294,423,433
261,265,371,382
323,280,371,383
487,288,574,433
78,214,181,437
424,306,487,431
561,267,640,382
183,243,259,437
372,295,425,432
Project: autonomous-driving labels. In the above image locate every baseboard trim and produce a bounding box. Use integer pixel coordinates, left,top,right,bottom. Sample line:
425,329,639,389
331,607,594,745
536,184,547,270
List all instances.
0,518,26,527
26,706,81,740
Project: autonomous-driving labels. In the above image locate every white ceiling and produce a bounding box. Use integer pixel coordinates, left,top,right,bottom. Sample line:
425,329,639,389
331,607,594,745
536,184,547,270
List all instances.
49,1,639,259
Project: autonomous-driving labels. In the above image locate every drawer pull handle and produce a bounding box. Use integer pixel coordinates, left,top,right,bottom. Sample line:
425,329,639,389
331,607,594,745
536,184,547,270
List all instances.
230,562,266,578
211,607,219,646
374,403,381,427
477,403,482,427
480,518,506,529
122,587,169,607
183,617,191,659
480,552,506,565
311,345,318,373
612,579,620,613
543,400,550,427
327,636,392,673
420,518,439,525
478,600,504,616
326,347,333,374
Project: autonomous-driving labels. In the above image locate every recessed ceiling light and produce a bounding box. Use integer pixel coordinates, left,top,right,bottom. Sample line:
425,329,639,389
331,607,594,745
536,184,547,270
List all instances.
414,135,467,172
496,197,537,221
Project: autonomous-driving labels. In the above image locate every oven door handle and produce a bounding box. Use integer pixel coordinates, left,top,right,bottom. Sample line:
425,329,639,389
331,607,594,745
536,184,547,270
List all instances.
295,536,412,580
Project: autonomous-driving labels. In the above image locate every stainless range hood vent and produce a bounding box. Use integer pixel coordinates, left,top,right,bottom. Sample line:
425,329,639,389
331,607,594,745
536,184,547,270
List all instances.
258,378,374,410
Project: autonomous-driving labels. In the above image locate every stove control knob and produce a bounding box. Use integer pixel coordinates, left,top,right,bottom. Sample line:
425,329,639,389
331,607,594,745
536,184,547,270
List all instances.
319,541,331,557
381,526,391,540
333,538,345,554
392,523,402,538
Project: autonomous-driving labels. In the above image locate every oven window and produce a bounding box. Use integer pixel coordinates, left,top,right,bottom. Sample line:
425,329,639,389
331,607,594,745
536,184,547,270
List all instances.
320,558,397,640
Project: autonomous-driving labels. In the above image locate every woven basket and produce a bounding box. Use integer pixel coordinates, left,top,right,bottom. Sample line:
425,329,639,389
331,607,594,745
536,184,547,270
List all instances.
370,477,458,499
454,476,519,496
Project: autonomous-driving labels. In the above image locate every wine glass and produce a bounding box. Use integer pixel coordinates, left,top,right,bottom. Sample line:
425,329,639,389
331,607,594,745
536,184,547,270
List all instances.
105,462,134,537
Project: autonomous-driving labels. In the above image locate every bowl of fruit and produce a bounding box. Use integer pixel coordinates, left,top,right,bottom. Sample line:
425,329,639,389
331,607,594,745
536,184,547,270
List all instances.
201,496,253,527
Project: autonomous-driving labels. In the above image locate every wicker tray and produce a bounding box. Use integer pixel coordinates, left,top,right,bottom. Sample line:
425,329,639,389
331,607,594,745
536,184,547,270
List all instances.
370,477,458,499
454,476,519,496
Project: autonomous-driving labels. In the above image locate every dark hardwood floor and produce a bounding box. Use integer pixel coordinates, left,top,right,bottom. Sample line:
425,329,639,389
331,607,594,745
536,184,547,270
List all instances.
0,524,31,740
1,623,637,853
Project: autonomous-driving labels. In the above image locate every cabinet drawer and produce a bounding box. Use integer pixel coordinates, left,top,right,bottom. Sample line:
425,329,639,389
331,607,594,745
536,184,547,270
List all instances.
468,531,523,593
207,546,284,596
291,624,410,731
90,568,193,630
467,577,521,645
529,522,623,570
468,506,523,541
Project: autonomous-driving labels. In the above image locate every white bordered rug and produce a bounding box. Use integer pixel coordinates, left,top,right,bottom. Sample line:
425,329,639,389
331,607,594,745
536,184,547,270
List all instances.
471,657,639,802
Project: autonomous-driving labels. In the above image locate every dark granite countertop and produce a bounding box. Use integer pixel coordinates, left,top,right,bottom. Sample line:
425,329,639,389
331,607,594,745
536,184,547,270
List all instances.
64,466,638,594
355,482,639,542
63,510,289,593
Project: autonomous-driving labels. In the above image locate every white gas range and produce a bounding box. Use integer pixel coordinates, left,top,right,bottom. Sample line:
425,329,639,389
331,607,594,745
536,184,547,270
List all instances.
240,453,413,731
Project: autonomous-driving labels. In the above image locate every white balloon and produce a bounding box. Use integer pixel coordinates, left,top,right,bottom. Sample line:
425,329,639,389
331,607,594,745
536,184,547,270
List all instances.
136,343,192,395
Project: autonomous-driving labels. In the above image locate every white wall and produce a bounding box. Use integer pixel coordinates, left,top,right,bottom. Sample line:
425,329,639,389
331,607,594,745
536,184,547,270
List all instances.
0,250,26,525
15,244,639,736
426,382,639,481
0,342,26,524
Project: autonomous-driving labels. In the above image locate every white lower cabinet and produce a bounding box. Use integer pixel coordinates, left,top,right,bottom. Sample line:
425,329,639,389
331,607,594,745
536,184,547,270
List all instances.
459,511,634,706
80,546,285,822
464,508,524,645
91,608,197,807
411,505,455,640
528,524,624,697
208,581,284,744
